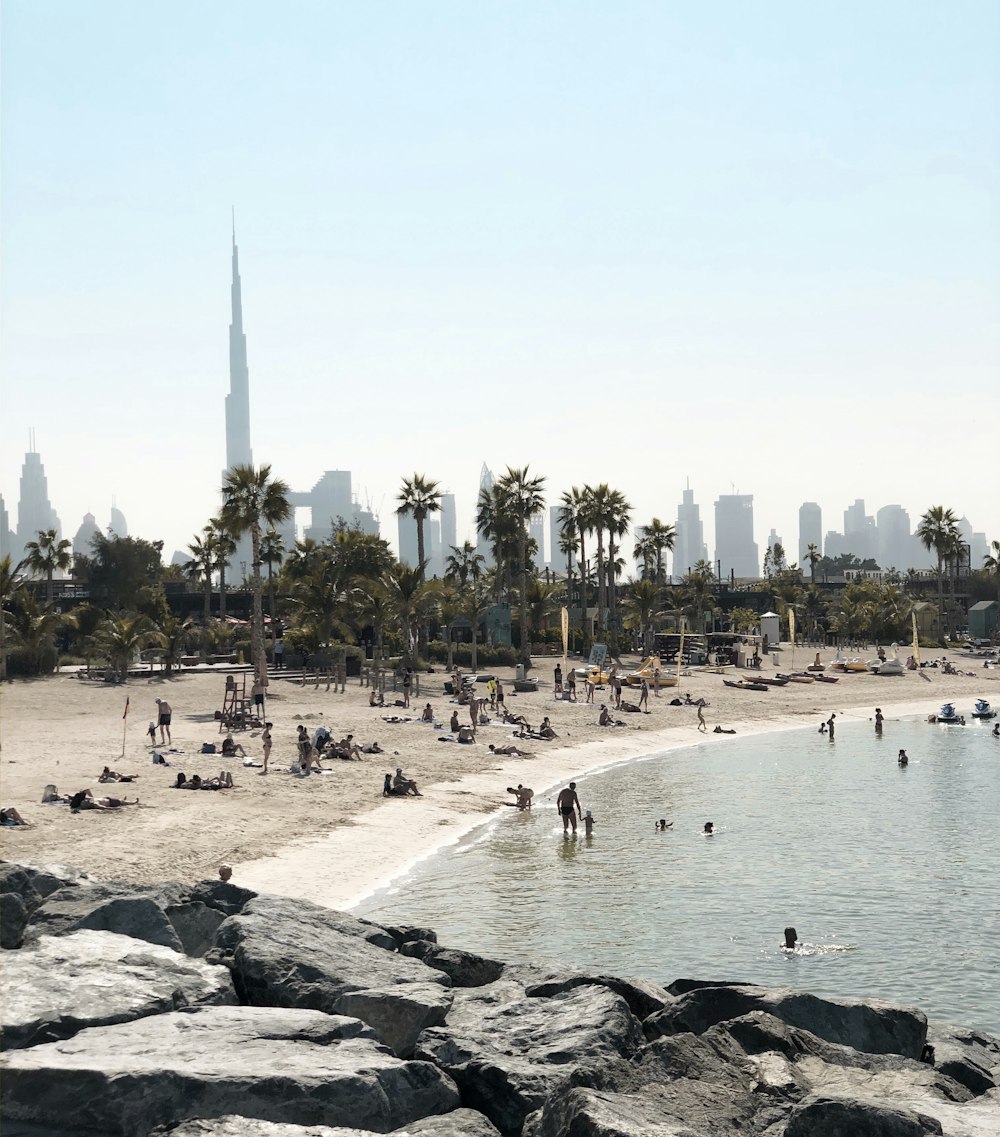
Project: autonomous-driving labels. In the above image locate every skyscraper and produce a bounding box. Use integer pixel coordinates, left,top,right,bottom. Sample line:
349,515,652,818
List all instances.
475,463,495,566
73,513,101,558
714,494,759,580
439,494,457,565
798,502,822,565
0,495,12,560
875,505,911,572
224,220,253,474
397,513,419,568
529,513,546,570
15,444,61,554
843,499,875,561
674,486,707,581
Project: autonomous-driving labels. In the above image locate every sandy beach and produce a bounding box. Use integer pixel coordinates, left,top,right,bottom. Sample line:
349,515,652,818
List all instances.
2,648,996,909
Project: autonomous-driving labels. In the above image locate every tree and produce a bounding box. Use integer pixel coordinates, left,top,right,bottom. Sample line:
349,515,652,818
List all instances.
203,520,236,620
806,543,820,585
1,555,27,681
984,540,1000,576
460,579,493,671
184,534,216,623
445,541,485,587
622,578,661,654
383,562,440,664
24,528,73,604
604,489,631,636
288,563,355,651
634,518,675,584
559,488,589,649
5,590,62,676
156,614,193,674
220,464,292,679
396,474,441,580
97,612,162,682
437,584,463,671
75,534,165,612
260,529,285,632
477,484,519,606
495,466,546,666
917,506,960,642
581,483,611,627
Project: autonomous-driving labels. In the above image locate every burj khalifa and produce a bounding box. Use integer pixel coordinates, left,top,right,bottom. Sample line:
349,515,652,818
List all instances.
225,219,253,473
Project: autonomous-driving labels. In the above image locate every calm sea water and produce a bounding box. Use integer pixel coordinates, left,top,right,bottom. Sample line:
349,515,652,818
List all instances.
356,714,1000,1032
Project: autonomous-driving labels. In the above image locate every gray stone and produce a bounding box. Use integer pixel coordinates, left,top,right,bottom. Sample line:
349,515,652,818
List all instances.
388,924,439,946
1,860,85,902
927,1025,1000,1097
25,882,187,951
415,983,646,1135
527,1086,705,1137
186,879,258,917
782,1095,943,1136
0,1006,460,1137
525,972,672,1020
166,902,227,958
645,983,927,1059
400,940,505,987
1,930,236,1050
214,895,453,1055
1,891,30,949
156,1106,500,1135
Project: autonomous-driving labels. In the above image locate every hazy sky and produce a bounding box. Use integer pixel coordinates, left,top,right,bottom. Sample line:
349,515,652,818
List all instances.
3,1,998,568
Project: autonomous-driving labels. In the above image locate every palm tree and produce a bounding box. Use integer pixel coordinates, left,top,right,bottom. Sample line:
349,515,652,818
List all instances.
383,562,440,664
205,519,236,621
289,563,355,652
157,613,193,674
917,506,960,642
984,540,1000,575
521,579,563,638
581,484,611,626
635,518,675,584
622,578,661,654
437,584,463,671
24,528,73,604
476,484,519,606
445,541,485,587
184,534,215,623
353,580,393,669
5,590,63,676
459,579,493,671
260,528,285,638
558,526,579,632
1,555,27,682
220,464,292,679
97,612,161,682
604,489,631,635
495,466,546,666
284,538,324,582
559,488,589,649
396,474,441,580
806,543,820,585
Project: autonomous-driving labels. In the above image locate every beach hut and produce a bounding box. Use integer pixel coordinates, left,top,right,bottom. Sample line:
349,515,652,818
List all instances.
759,612,780,651
911,602,939,642
968,600,998,641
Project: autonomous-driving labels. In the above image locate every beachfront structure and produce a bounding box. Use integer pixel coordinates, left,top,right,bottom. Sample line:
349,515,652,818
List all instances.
798,502,822,565
224,222,253,475
714,494,759,580
968,600,998,641
674,486,708,581
14,444,61,554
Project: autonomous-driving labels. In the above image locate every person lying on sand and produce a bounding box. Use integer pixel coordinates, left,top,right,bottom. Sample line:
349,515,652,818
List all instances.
1,806,32,827
70,789,139,811
501,709,531,728
174,771,234,790
489,743,534,757
362,741,384,754
98,766,138,783
505,784,534,809
381,715,414,724
619,700,642,713
713,726,737,734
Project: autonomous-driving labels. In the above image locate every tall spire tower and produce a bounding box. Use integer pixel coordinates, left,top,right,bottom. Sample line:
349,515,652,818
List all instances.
225,214,253,473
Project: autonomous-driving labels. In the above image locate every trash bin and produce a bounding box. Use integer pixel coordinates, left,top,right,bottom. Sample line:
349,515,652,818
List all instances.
515,664,526,682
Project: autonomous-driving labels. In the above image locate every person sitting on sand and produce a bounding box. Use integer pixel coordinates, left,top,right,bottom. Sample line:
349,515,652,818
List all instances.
312,726,332,754
362,741,384,754
383,773,394,796
1,806,31,827
450,710,461,733
98,766,138,783
369,688,385,707
221,734,247,759
421,703,434,723
599,705,625,727
506,784,534,809
70,789,140,811
393,767,422,796
537,717,557,739
501,709,531,728
332,735,363,760
489,743,534,757
453,725,475,743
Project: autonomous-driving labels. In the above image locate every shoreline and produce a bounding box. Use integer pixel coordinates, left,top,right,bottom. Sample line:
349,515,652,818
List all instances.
235,693,955,911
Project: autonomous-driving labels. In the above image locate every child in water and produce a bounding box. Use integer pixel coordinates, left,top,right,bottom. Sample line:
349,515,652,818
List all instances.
583,809,595,836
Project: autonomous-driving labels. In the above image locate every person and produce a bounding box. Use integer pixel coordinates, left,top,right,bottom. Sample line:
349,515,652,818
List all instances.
583,809,595,836
554,663,563,693
898,749,909,766
495,679,505,712
490,743,534,757
333,735,362,760
155,698,172,745
312,725,332,753
506,784,534,809
556,782,582,833
221,734,247,759
818,721,827,734
697,704,707,733
272,638,284,670
457,725,476,743
393,767,422,796
487,678,497,710
219,864,233,882
713,725,737,734
638,680,649,712
655,818,673,830
70,789,140,810
251,675,268,714
98,766,137,783
402,667,412,709
468,697,479,734
421,703,434,723
783,927,798,949
613,676,623,709
369,687,385,707
1,806,31,827
362,740,384,754
653,668,661,697
146,721,157,746
599,704,613,726
874,708,884,734
993,723,1000,737
826,713,836,739
566,670,577,701
449,709,460,732
261,722,273,774
383,773,393,797
538,717,557,739
703,821,715,835
296,726,322,774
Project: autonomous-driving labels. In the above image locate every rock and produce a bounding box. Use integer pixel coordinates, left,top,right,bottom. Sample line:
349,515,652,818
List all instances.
0,862,81,948
665,978,748,997
388,925,439,946
165,903,227,958
525,973,672,1021
155,1106,500,1135
645,984,927,1059
782,1095,943,1136
214,895,453,1055
0,892,30,949
0,1006,460,1137
1,861,85,902
400,940,505,988
927,1025,1000,1097
415,983,646,1135
186,879,258,917
1,930,236,1050
527,1085,708,1136
25,882,187,952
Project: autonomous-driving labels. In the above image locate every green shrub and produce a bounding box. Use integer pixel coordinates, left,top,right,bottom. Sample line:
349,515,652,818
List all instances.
5,644,59,677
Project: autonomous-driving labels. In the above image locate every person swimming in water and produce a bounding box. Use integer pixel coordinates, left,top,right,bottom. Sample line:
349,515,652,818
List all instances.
655,818,673,830
783,926,798,949
898,749,909,766
703,821,715,835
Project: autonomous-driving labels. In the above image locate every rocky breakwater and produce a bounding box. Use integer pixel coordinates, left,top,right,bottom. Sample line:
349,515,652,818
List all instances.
2,860,998,1137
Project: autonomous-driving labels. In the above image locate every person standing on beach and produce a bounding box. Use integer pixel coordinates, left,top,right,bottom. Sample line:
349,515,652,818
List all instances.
697,704,707,733
252,675,268,717
402,667,412,709
469,696,479,735
496,679,505,713
639,680,649,712
261,722,273,774
557,782,582,833
567,670,577,701
273,638,284,670
554,664,563,693
826,713,836,739
155,698,172,745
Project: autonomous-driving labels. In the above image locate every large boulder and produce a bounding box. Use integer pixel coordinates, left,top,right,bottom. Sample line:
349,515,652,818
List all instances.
400,939,505,987
0,1006,460,1137
185,879,258,917
645,984,927,1059
782,1095,943,1136
214,895,453,1055
0,862,85,949
155,1107,500,1135
526,1084,720,1136
524,972,672,1021
1,930,236,1050
415,983,646,1135
25,882,187,952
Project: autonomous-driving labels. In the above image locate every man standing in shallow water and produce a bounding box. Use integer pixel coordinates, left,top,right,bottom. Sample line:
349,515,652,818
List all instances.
556,782,582,834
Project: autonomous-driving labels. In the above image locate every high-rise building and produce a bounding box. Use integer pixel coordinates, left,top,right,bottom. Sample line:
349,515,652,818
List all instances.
397,512,419,568
714,494,759,580
108,504,128,539
798,502,822,564
674,486,707,581
767,529,783,553
0,495,12,560
843,499,875,561
439,494,457,565
529,512,546,570
224,221,253,474
15,444,61,554
73,513,101,558
288,470,380,544
475,463,495,566
875,505,911,572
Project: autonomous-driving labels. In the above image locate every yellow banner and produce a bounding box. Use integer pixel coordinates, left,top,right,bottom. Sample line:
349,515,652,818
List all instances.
788,608,796,645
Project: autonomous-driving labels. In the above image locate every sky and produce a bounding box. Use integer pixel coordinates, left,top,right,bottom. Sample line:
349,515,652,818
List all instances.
3,1,998,569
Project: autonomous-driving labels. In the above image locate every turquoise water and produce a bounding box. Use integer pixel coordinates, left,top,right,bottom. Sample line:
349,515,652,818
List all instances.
356,716,1000,1032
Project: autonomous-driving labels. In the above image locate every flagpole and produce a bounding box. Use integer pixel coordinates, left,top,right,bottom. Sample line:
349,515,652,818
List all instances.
121,696,130,758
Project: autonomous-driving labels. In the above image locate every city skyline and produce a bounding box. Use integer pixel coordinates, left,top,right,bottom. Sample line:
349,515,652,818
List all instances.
3,4,998,566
